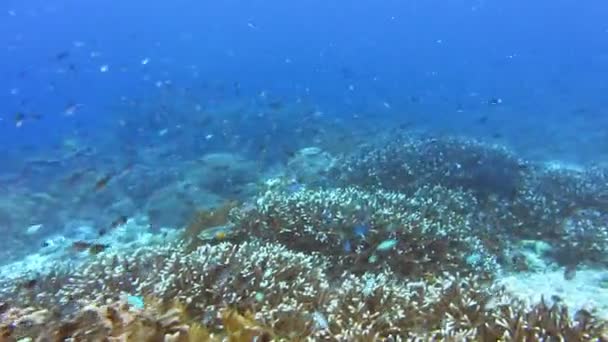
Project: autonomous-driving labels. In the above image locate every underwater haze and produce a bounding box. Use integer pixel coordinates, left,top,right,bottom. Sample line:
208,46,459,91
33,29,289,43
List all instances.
2,0,608,340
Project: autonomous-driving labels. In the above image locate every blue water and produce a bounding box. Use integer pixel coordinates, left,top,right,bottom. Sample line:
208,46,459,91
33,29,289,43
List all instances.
2,0,608,164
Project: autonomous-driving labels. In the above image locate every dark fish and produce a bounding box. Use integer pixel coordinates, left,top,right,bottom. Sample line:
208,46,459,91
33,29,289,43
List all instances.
110,215,128,228
284,148,296,158
15,112,25,121
99,215,128,236
55,51,70,61
30,113,43,121
88,243,109,255
564,264,577,280
19,278,38,290
399,122,412,130
574,309,593,323
268,101,283,110
72,241,109,254
488,97,503,105
0,302,8,314
72,241,92,251
340,67,355,79
199,116,213,127
477,115,489,124
94,174,113,191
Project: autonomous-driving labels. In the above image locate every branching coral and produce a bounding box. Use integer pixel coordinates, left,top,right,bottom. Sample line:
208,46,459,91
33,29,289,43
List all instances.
182,202,239,251
332,135,526,199
4,258,607,341
231,185,497,276
3,133,608,341
330,133,608,266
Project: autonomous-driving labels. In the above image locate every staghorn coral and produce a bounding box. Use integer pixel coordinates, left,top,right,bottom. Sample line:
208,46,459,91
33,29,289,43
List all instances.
0,298,215,341
3,264,608,341
331,133,608,266
332,134,527,200
0,241,330,337
4,132,608,340
556,208,608,265
231,185,498,276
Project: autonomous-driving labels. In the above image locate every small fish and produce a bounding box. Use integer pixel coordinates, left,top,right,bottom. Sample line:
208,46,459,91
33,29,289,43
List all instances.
94,174,113,191
100,215,128,236
55,51,70,61
88,243,109,255
287,182,303,193
268,101,283,110
72,240,92,251
564,264,577,280
19,278,38,290
214,231,227,240
488,97,503,105
64,103,83,116
343,240,352,253
25,224,43,235
353,224,370,238
111,215,128,228
574,308,592,323
477,115,489,124
376,239,398,251
247,21,258,29
127,295,145,309
72,241,109,254
14,112,25,127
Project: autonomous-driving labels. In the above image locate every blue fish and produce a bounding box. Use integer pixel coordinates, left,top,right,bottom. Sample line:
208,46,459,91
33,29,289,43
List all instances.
353,223,370,238
343,240,352,253
287,182,304,193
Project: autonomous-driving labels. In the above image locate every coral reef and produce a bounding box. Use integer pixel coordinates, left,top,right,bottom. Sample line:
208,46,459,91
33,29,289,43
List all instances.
286,146,336,185
1,240,607,341
558,208,608,265
182,201,239,251
230,185,498,276
331,134,608,267
333,135,526,199
3,132,608,341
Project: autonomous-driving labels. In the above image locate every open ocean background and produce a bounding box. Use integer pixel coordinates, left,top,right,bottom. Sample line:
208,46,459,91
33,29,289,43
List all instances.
2,0,608,166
